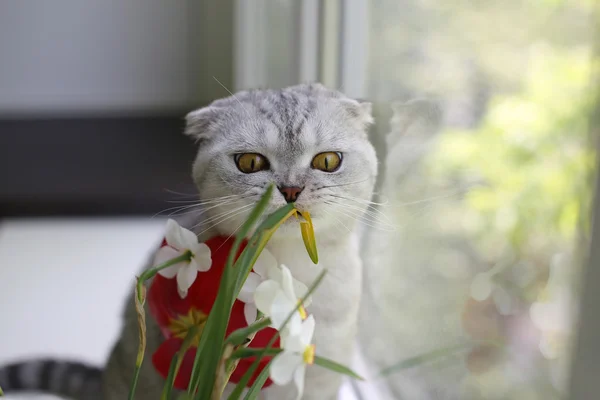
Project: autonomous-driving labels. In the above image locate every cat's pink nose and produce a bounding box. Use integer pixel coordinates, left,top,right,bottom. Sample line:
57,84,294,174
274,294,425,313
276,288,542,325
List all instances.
278,186,304,203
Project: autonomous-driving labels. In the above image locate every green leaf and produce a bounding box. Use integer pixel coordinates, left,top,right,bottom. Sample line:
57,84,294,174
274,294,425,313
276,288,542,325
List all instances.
136,251,192,302
314,356,364,381
230,347,282,360
129,251,193,400
225,317,272,346
242,359,273,400
0,383,4,396
128,284,147,400
227,269,327,400
378,342,474,376
161,325,200,400
187,186,275,399
232,203,297,299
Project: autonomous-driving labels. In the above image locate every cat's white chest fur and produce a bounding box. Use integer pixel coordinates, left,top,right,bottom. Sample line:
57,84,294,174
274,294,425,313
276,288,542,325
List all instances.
260,232,363,400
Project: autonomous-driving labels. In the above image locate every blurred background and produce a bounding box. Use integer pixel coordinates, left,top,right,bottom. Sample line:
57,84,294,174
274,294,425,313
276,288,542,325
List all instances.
0,1,599,399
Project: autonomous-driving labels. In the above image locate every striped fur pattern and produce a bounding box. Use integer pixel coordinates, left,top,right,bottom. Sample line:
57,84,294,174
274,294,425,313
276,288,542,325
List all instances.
0,359,102,399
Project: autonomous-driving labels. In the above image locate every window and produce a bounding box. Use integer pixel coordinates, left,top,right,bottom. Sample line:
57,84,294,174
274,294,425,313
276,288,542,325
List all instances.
236,1,599,398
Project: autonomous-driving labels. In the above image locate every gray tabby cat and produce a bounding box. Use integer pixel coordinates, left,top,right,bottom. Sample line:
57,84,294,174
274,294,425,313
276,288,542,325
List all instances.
0,83,378,400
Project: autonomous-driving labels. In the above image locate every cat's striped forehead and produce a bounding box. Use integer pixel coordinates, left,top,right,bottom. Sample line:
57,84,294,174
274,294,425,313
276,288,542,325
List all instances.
185,83,372,154
255,89,317,141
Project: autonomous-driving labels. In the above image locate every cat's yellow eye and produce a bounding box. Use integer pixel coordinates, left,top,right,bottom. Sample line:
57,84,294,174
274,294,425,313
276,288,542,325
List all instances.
311,152,342,172
235,153,269,173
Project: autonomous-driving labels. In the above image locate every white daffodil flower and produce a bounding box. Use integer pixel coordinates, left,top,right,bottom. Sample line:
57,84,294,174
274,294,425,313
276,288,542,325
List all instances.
238,249,311,325
270,315,316,400
153,219,212,298
253,264,311,334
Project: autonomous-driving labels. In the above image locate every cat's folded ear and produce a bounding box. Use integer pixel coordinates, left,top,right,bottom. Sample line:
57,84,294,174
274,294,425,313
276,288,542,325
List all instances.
184,106,220,143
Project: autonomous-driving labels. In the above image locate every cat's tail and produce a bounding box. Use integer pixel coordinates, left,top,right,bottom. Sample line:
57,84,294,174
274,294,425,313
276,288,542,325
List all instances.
0,358,103,400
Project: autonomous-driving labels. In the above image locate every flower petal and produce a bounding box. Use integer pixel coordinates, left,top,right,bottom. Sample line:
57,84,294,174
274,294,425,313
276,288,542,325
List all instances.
238,272,263,303
270,352,302,386
266,267,311,307
293,365,306,400
165,219,198,250
280,329,306,353
253,248,277,278
179,227,201,250
279,265,297,302
244,303,258,325
292,280,311,308
271,293,302,335
164,219,184,249
299,315,315,345
176,264,198,299
191,242,212,271
266,264,283,282
254,280,281,315
154,246,184,278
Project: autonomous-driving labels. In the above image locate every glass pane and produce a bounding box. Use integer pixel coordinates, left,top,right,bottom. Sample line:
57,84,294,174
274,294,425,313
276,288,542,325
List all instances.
360,1,598,399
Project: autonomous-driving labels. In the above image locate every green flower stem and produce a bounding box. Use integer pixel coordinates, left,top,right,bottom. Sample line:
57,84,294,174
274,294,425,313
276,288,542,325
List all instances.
378,340,503,377
0,384,4,396
187,186,275,399
225,317,272,346
242,359,273,400
136,251,192,302
212,344,237,400
231,206,298,301
230,347,282,359
128,285,146,400
313,355,364,381
161,325,201,400
128,251,191,400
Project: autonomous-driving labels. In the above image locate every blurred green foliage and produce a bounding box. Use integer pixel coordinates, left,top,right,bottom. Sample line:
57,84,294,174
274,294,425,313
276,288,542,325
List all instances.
364,0,598,397
428,45,597,261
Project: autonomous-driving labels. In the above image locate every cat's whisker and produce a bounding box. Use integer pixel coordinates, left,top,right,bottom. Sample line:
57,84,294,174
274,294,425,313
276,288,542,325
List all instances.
214,218,248,253
326,193,390,207
189,203,251,230
321,207,352,234
317,177,370,190
332,187,474,209
342,202,394,224
324,198,394,225
165,198,251,219
390,189,473,207
213,76,253,118
325,201,397,232
324,195,393,222
165,194,245,205
190,198,259,228
151,203,203,219
163,188,199,198
152,196,247,219
331,208,397,233
194,204,256,237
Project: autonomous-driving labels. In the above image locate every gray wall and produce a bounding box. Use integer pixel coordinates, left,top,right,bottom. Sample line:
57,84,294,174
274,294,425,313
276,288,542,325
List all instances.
0,0,233,115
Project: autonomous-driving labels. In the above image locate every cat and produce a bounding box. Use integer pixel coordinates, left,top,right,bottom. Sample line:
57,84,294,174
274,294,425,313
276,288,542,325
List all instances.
0,83,378,400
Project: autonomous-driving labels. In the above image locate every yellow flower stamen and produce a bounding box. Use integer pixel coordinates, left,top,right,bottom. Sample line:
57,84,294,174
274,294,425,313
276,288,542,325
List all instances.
303,344,316,365
167,308,208,346
297,303,307,320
